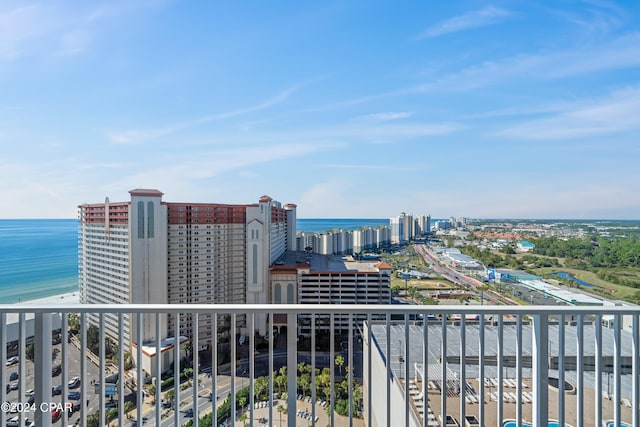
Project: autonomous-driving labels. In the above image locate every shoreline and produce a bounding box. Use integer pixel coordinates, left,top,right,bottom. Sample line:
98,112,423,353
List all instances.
13,291,80,305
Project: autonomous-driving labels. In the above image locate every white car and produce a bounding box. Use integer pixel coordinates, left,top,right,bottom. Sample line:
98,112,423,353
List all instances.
5,356,19,366
68,376,81,388
6,416,19,427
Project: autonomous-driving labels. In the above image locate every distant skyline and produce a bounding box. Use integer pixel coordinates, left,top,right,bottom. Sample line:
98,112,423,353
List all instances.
1,1,640,219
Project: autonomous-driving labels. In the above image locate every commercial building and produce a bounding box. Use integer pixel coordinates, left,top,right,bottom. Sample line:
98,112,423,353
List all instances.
79,189,296,346
270,252,392,333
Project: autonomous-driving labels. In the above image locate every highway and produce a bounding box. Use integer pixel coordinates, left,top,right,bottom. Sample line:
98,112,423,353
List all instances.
414,244,514,305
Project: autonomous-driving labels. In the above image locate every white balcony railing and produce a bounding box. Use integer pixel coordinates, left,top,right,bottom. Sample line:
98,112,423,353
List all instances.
1,304,639,427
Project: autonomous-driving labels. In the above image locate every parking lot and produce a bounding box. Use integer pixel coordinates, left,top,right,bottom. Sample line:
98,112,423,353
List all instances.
3,338,118,424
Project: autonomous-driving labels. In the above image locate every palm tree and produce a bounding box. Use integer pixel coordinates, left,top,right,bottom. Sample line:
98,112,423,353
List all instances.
277,404,285,427
335,355,344,378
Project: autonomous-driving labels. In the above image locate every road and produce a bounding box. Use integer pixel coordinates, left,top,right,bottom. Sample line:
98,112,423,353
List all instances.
414,244,514,305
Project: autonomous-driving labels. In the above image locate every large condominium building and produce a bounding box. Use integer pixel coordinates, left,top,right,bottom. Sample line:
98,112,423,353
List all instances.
295,227,391,255
79,189,296,346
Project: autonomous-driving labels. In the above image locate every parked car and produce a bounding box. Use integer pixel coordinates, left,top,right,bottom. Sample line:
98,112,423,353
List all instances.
51,409,62,422
9,382,19,391
68,376,80,388
51,364,61,376
67,402,81,418
68,391,81,400
5,356,19,366
52,385,62,396
10,372,19,381
6,416,19,427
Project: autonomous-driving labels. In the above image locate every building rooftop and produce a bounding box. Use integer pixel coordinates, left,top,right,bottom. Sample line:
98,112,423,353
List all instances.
274,251,389,273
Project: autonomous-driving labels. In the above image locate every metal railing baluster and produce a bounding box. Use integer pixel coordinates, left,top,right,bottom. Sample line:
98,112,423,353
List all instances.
478,313,485,427
403,313,409,427
173,313,180,427
231,312,236,426
384,313,390,427
441,315,447,426
155,313,161,427
460,315,466,427
559,314,566,427
633,314,640,427
311,313,316,426
497,314,503,425
532,313,548,426
80,312,87,427
100,313,106,427
594,313,601,427
249,313,254,427
193,313,199,427
614,314,621,426
516,314,522,427
0,313,6,427
576,314,584,427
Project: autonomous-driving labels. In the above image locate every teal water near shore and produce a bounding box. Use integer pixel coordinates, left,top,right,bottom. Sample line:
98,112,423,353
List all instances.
0,219,78,303
0,218,389,303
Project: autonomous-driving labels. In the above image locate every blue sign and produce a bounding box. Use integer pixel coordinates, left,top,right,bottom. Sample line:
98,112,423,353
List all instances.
95,383,117,396
487,269,495,280
402,273,410,280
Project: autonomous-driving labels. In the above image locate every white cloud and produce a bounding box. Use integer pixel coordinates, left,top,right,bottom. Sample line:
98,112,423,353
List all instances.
109,85,302,144
0,5,50,59
416,6,512,39
298,181,353,218
497,86,640,139
412,184,640,219
354,112,414,122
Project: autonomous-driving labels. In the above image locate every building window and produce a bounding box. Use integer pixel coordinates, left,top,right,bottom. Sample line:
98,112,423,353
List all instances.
252,244,258,284
287,283,294,304
137,201,144,238
147,201,155,238
274,284,281,304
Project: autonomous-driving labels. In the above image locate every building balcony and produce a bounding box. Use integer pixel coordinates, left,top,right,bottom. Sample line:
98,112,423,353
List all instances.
1,305,638,427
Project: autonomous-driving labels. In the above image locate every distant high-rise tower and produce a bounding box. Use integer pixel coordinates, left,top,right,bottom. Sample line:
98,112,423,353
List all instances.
391,212,414,243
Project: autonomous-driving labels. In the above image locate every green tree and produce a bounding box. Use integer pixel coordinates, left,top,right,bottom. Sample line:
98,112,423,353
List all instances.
254,375,269,401
277,404,286,427
26,343,34,361
68,313,80,333
335,355,344,377
87,325,100,355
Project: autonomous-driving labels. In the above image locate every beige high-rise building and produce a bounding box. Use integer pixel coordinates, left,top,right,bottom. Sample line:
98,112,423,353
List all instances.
79,189,296,346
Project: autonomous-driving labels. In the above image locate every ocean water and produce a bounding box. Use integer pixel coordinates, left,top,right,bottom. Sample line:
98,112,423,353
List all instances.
0,219,78,303
296,218,389,233
0,218,387,303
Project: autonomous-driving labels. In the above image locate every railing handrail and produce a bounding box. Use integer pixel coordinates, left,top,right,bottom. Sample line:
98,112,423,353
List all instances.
1,303,639,314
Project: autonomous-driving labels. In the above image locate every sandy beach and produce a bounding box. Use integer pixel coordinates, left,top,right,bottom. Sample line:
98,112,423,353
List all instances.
13,291,81,305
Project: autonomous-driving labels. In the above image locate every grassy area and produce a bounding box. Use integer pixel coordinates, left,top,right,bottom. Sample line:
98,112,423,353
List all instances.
390,277,456,291
531,267,638,300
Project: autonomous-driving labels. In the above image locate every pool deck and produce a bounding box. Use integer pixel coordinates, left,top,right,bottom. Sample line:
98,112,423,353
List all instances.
423,378,633,427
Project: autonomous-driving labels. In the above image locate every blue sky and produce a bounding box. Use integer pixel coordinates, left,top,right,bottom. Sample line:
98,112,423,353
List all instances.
2,1,640,219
